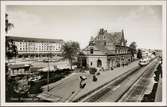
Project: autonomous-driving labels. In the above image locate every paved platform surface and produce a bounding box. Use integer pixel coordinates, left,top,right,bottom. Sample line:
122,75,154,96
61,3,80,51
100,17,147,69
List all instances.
37,60,140,102
155,77,162,102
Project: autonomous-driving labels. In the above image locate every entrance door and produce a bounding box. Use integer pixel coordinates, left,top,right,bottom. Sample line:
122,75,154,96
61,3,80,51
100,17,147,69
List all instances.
97,59,102,67
82,58,87,67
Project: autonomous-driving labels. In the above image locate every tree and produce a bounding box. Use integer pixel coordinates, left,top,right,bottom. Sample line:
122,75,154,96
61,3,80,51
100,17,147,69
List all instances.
5,13,14,33
77,51,87,68
137,49,142,59
129,42,137,57
5,13,17,61
6,39,18,60
129,42,137,49
62,41,80,70
13,77,30,101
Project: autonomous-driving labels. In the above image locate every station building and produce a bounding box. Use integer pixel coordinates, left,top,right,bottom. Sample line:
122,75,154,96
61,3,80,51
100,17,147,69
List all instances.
80,28,133,70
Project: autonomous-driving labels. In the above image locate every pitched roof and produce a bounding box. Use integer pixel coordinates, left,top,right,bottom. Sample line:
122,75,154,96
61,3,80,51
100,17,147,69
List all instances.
110,32,123,45
94,28,125,46
95,43,115,55
98,32,123,45
82,42,115,55
83,29,126,55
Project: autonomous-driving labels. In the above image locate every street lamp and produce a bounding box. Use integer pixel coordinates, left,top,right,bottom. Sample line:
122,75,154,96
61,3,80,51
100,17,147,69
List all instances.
47,43,53,92
47,43,50,92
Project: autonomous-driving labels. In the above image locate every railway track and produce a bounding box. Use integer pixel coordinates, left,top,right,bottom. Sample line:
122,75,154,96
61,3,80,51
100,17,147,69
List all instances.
78,58,158,102
118,60,159,102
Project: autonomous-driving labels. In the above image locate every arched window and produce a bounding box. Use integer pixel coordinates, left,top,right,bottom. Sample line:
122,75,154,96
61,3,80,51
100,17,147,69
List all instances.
97,59,102,67
90,62,93,66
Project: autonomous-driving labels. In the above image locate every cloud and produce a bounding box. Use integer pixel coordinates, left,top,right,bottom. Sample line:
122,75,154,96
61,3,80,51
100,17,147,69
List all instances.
113,6,162,49
6,5,162,49
8,10,41,34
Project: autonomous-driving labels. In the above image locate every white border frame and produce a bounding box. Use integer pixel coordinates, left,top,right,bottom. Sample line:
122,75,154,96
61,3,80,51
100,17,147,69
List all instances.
1,1,166,106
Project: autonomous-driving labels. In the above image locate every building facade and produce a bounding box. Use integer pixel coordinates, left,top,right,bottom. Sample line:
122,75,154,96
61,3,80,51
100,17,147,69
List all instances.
6,36,64,57
81,28,133,70
6,63,32,77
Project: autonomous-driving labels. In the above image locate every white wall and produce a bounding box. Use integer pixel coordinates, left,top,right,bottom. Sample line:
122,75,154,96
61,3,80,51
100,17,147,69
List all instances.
87,55,108,69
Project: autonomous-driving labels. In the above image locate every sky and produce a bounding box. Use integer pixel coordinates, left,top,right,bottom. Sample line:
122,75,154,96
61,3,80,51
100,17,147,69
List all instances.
6,5,162,49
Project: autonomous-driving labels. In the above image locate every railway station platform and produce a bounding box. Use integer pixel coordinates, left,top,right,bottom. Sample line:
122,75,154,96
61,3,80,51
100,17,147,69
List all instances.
37,60,140,102
155,77,162,102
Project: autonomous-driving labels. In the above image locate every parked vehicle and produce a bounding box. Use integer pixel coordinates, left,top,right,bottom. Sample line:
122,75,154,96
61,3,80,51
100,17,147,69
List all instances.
28,75,42,82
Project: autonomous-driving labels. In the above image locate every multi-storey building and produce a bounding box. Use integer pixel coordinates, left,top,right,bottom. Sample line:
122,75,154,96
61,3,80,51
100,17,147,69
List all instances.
80,28,133,70
6,36,64,57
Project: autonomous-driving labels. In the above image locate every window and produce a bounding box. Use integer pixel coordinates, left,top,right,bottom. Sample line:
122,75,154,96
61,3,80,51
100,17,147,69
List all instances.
104,42,106,46
14,70,17,75
90,62,93,66
90,48,94,54
122,42,124,46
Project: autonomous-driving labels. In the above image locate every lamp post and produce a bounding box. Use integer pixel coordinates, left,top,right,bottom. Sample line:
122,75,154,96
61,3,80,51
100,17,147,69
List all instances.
47,43,50,92
47,43,53,92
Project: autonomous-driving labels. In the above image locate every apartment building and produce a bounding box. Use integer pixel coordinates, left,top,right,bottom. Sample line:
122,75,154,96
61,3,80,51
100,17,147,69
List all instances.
6,36,64,57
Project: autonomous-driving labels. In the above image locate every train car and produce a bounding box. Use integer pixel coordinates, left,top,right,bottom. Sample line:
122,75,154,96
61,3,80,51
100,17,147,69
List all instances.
139,57,150,66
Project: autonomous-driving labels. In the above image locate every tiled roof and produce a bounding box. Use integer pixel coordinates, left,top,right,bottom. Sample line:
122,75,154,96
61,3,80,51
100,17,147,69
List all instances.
94,44,115,55
110,32,123,45
95,43,111,54
96,31,123,45
85,29,127,55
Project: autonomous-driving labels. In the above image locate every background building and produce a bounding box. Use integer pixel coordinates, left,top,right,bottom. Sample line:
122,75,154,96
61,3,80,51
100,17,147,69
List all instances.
6,36,64,57
80,28,133,70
